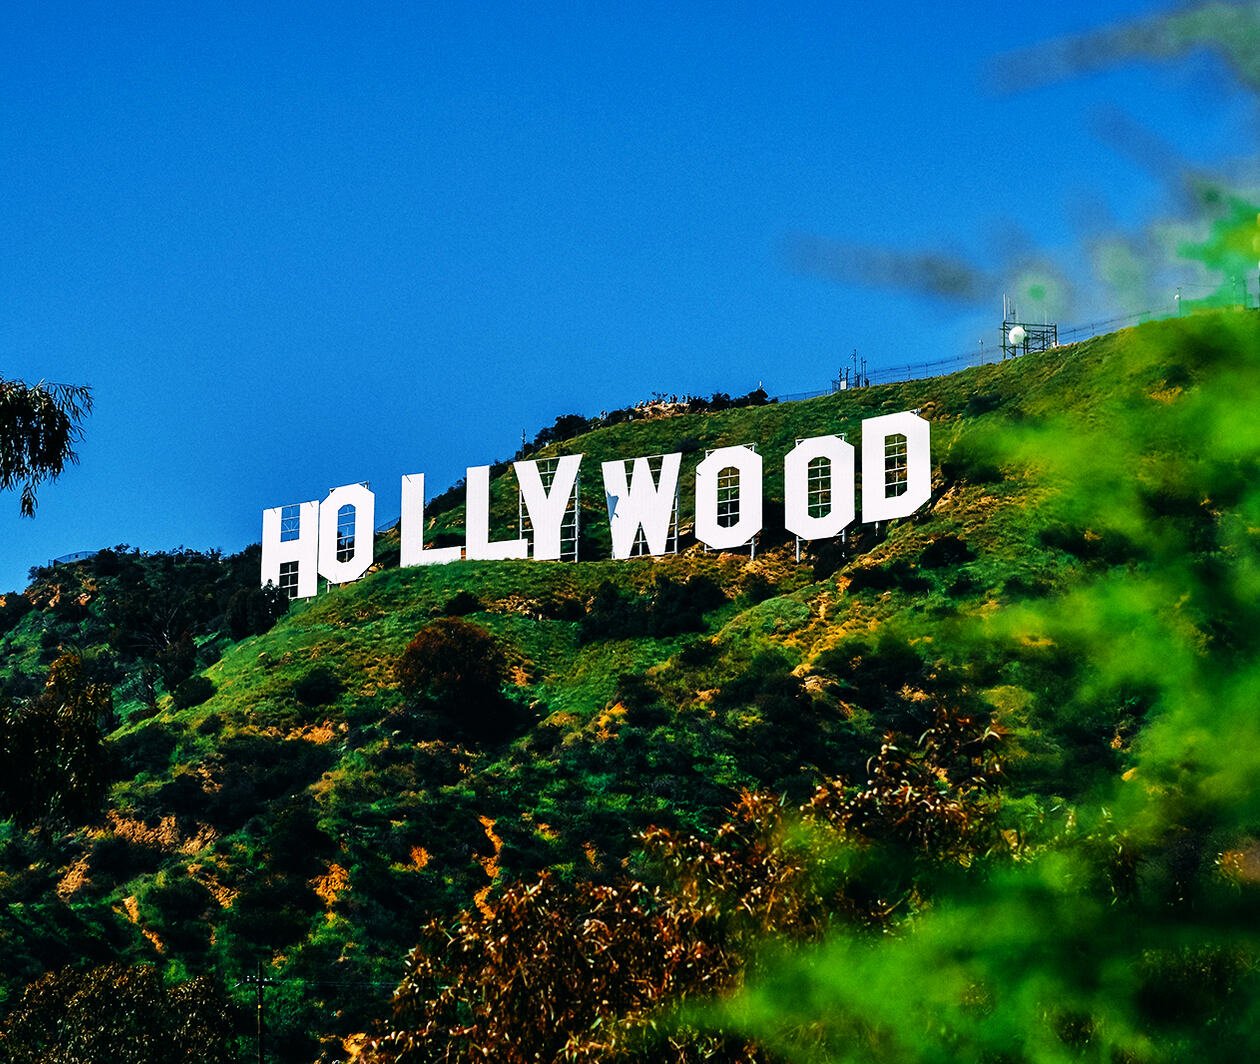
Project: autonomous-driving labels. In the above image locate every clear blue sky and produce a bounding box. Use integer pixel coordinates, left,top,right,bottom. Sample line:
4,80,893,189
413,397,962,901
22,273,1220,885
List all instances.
0,1,1250,590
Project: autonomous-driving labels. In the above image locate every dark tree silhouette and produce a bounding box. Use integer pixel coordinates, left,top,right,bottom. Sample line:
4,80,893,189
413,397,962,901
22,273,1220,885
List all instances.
0,651,111,826
0,377,92,516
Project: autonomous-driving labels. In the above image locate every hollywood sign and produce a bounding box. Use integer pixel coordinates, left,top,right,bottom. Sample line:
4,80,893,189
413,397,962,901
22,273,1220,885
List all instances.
261,411,930,599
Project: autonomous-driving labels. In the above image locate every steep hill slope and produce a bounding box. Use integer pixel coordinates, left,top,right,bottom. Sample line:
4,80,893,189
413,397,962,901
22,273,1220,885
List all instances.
0,309,1254,1061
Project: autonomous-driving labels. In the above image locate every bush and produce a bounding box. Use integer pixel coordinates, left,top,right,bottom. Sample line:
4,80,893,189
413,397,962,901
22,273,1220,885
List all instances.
845,560,930,594
939,428,1004,484
293,666,343,707
678,638,719,667
171,675,214,710
808,538,849,581
919,535,976,569
198,735,334,830
615,673,669,728
0,653,111,825
156,634,197,691
224,874,320,953
579,576,726,643
649,575,725,637
140,875,215,957
397,618,521,743
224,583,289,640
87,834,164,885
737,572,776,606
426,478,465,518
152,772,208,820
814,632,935,732
398,618,506,705
578,582,649,643
260,802,335,879
1038,522,1137,565
0,592,32,638
963,390,1003,416
112,721,177,778
436,590,482,617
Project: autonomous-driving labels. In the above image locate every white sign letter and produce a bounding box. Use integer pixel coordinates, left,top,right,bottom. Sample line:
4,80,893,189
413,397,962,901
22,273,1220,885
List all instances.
601,453,682,559
318,483,376,584
261,500,319,599
861,411,931,523
694,445,763,551
400,473,462,566
784,435,855,541
465,465,529,560
515,455,582,561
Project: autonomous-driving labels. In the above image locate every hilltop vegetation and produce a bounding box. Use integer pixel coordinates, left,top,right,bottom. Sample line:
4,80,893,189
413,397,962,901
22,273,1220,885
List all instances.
0,309,1258,1061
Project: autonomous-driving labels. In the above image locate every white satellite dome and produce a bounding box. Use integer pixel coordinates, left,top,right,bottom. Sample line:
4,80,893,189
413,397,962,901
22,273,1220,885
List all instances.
1007,325,1027,347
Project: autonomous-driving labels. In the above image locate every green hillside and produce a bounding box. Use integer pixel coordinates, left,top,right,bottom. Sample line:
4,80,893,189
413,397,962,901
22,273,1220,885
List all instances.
1,308,1257,1062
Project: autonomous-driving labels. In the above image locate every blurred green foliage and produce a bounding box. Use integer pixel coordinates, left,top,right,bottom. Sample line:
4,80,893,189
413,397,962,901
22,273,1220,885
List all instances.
708,271,1260,1058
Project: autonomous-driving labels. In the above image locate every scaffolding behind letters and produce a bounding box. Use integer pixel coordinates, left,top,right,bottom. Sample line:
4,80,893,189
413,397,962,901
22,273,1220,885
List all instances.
518,457,581,561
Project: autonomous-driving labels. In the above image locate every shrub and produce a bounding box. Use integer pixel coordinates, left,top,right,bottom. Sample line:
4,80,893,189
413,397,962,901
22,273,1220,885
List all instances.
195,712,223,736
808,537,849,580
156,634,197,691
87,834,164,885
939,427,1004,484
649,575,725,637
845,559,930,594
1038,522,1137,565
224,582,289,640
369,873,736,1063
0,652,111,825
112,721,177,779
580,577,725,643
152,772,209,820
223,875,320,953
397,618,520,743
814,632,935,732
949,571,980,595
614,673,669,728
293,666,343,707
398,618,505,705
436,589,481,617
140,875,215,957
200,735,334,830
425,478,465,518
963,390,1003,416
171,675,214,710
737,572,776,605
919,534,976,568
677,638,719,667
578,582,649,643
0,591,32,637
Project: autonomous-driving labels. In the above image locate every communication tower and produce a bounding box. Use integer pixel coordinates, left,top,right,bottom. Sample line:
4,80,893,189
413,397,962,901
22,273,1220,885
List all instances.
1001,294,1057,358
833,349,869,391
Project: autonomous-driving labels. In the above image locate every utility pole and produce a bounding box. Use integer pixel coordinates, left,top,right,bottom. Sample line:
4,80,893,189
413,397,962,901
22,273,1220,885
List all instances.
240,960,276,1064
